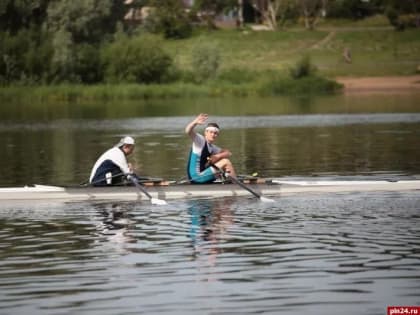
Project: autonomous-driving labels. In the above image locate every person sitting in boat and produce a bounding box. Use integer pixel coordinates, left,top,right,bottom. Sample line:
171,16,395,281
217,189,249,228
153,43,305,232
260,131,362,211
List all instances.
89,136,136,186
185,113,236,184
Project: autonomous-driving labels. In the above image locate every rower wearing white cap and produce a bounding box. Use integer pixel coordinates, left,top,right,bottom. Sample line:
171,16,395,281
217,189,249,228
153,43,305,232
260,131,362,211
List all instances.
89,136,135,186
185,113,236,183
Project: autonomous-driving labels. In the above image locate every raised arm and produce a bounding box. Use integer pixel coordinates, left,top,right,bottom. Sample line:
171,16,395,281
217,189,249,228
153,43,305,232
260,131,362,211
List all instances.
185,113,208,139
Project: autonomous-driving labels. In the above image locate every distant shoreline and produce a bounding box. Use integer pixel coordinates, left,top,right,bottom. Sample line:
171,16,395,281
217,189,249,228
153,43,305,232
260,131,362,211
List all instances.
336,75,420,93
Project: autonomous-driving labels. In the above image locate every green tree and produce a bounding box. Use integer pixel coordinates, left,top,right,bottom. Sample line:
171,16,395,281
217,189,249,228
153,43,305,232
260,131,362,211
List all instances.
144,0,193,39
384,0,420,30
45,0,125,82
46,0,125,44
73,43,103,84
0,27,52,84
0,0,49,33
102,34,173,83
50,29,76,82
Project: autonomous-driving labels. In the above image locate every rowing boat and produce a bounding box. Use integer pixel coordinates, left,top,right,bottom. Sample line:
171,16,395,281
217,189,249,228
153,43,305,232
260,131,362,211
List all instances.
0,179,419,202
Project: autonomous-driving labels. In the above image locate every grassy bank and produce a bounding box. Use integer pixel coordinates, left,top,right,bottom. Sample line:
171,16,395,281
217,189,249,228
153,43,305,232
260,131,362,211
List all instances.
1,18,419,102
0,75,341,103
165,24,420,77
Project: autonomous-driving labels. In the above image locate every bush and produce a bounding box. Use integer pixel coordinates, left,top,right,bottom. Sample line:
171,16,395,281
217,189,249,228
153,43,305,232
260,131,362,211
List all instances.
102,34,173,84
73,44,103,84
191,41,221,83
385,3,420,31
386,7,404,30
328,0,381,20
289,55,317,79
258,73,342,96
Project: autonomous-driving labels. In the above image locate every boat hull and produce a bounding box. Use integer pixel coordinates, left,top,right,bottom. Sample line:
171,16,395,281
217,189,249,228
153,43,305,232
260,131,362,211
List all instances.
0,180,419,202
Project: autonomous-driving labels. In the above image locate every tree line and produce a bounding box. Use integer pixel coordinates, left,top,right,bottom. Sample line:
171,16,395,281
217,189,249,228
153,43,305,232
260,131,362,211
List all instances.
0,0,418,86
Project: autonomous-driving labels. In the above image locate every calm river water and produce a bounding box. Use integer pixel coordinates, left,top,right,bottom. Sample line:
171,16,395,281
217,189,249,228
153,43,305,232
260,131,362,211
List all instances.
0,93,419,314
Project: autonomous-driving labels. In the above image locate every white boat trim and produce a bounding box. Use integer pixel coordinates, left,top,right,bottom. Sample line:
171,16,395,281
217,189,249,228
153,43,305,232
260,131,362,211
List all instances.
271,180,414,186
0,179,419,202
0,185,66,193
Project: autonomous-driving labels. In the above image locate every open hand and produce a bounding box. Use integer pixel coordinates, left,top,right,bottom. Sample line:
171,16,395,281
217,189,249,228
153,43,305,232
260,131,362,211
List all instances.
194,113,208,125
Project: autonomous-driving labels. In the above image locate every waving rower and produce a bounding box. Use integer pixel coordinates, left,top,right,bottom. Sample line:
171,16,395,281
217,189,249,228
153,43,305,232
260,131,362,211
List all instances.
185,113,236,184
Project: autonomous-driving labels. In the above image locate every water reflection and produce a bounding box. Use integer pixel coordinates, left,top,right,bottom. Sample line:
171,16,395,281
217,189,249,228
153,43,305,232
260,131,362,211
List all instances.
1,119,420,186
2,113,420,132
188,199,234,272
94,202,138,249
0,192,419,314
1,93,420,121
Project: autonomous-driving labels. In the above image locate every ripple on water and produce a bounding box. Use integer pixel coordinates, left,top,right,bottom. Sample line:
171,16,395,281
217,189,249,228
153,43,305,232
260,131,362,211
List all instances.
0,191,419,314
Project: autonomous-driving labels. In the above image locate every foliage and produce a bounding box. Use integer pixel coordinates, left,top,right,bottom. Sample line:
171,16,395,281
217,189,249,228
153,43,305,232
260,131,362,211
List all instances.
73,44,103,84
50,29,78,83
46,0,124,44
1,0,419,86
257,73,342,96
0,28,52,85
384,0,420,30
386,9,420,30
191,40,221,83
0,75,343,102
144,0,193,39
102,34,173,84
328,0,383,20
0,0,49,33
289,55,317,79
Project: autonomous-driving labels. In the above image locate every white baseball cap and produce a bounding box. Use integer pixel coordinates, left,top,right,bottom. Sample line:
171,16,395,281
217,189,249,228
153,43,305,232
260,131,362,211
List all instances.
116,136,135,147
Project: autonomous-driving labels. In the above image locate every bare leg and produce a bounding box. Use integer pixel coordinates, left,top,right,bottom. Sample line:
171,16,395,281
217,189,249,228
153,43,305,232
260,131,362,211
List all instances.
215,158,236,177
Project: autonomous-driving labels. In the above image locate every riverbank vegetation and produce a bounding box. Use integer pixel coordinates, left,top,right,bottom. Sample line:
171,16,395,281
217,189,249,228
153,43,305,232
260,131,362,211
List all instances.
0,0,419,101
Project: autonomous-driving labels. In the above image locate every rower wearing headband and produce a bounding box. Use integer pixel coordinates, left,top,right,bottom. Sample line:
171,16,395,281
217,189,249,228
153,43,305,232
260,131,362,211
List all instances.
185,113,236,183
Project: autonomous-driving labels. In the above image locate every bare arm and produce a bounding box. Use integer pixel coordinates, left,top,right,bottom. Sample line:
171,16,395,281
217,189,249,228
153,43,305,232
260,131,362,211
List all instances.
185,113,208,139
207,149,232,165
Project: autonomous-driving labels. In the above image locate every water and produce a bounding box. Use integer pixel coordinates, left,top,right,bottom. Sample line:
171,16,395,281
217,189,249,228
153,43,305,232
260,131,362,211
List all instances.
0,93,420,314
0,192,419,315
1,112,420,185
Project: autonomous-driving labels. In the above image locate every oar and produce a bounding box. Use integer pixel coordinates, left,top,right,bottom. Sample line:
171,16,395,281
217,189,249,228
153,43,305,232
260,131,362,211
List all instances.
128,175,167,205
83,173,163,187
210,165,275,203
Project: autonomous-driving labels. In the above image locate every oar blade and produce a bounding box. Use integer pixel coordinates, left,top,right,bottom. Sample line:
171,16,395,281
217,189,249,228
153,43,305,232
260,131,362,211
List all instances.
129,175,168,206
259,196,275,203
151,198,167,206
